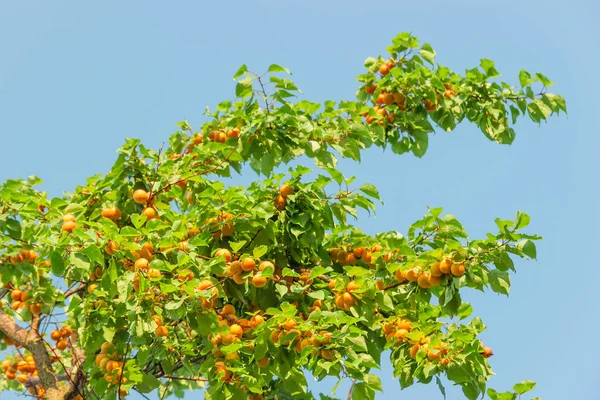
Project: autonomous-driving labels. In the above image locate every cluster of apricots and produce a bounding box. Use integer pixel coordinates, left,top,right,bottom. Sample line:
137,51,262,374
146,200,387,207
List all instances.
7,249,39,264
132,188,158,221
206,128,241,143
361,58,459,124
395,256,466,289
328,243,397,267
1,354,47,397
208,306,265,383
269,319,336,360
94,342,127,395
214,249,272,289
380,318,453,366
9,288,42,315
330,280,361,310
206,211,235,240
274,183,293,211
60,214,77,233
50,325,73,351
197,279,218,308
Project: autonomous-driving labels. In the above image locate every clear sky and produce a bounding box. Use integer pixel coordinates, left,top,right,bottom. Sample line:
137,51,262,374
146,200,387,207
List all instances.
0,1,598,399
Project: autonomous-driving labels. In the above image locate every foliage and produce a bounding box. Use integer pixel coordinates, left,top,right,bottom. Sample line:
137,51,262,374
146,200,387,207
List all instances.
0,32,564,400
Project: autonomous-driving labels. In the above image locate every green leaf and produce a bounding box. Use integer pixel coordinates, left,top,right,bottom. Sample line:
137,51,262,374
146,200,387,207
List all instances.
364,374,382,391
233,64,248,80
487,388,517,400
236,79,253,98
420,43,436,65
359,184,380,201
435,376,446,399
50,252,65,276
131,214,147,229
268,64,292,74
513,380,536,394
253,245,268,259
513,211,531,230
517,239,537,259
519,70,536,87
489,270,510,295
137,373,162,393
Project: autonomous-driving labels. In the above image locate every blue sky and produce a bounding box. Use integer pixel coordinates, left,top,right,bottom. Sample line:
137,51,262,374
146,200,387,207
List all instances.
0,1,598,399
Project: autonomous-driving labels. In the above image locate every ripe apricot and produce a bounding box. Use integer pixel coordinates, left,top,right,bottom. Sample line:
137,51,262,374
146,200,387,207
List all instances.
133,189,149,204
232,273,246,285
214,249,232,263
134,258,149,271
274,195,287,210
365,84,376,94
105,240,118,255
451,263,465,277
222,304,236,316
269,329,283,343
393,92,406,106
197,280,212,291
251,274,267,288
417,273,431,288
395,269,407,283
410,344,420,358
341,292,355,306
361,250,373,264
320,349,335,360
241,258,256,272
155,326,168,338
379,63,391,75
229,324,243,337
29,303,42,315
346,281,361,292
56,340,68,351
405,268,420,282
250,315,265,329
228,261,243,276
427,274,441,287
430,262,443,277
258,261,274,272
10,290,22,301
279,184,294,197
396,319,411,331
344,253,357,266
482,347,494,358
142,207,157,220
375,93,386,105
395,328,409,340
439,257,452,274
427,349,441,361
383,92,395,106
227,128,240,139
101,207,122,221
61,221,77,233
50,330,62,341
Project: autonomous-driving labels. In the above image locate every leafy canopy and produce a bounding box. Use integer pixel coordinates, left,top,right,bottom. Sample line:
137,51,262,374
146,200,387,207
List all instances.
0,32,564,400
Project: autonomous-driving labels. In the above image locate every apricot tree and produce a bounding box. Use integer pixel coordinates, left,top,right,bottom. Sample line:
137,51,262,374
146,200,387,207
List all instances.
0,33,564,400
